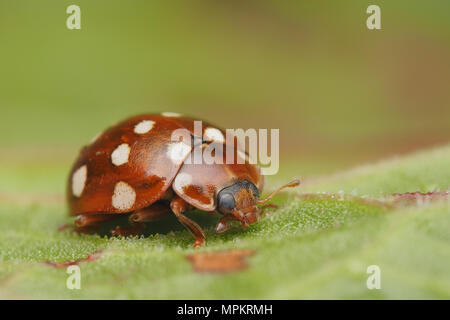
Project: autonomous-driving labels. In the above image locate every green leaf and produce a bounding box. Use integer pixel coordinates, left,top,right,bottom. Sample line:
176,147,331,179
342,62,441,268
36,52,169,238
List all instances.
0,145,449,299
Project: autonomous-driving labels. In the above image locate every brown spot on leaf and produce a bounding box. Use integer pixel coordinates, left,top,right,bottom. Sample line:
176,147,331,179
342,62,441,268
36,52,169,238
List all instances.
296,191,449,209
186,249,256,273
391,191,449,205
44,249,103,268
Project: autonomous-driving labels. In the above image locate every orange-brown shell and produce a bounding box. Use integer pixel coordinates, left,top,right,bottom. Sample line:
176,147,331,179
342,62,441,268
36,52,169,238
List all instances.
67,114,263,215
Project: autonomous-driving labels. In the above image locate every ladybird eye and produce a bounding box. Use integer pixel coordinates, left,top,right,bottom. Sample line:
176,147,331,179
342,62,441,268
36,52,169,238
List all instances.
218,192,235,212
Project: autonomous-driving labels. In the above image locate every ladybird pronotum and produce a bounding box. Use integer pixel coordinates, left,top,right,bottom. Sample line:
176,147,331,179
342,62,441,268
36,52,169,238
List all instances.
67,113,299,247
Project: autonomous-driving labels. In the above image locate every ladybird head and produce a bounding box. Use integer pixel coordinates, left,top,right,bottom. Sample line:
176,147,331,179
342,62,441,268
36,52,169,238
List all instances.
217,179,300,227
217,180,260,225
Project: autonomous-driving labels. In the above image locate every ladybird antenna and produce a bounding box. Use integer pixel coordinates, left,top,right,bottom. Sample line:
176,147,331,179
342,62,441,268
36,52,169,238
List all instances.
256,179,301,205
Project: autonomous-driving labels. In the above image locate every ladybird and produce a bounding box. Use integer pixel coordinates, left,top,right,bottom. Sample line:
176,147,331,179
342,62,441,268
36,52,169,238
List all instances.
67,113,299,247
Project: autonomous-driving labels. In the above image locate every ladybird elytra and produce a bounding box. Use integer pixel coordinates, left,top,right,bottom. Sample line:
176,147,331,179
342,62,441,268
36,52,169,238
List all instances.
67,113,300,247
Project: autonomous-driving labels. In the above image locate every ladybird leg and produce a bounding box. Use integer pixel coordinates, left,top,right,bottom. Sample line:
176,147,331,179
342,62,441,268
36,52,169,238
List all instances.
111,223,146,237
215,214,238,233
111,203,170,237
74,213,117,233
170,196,206,248
129,203,169,224
74,225,101,234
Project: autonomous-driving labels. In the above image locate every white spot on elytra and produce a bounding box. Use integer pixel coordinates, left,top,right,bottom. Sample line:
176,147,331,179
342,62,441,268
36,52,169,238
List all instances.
72,165,87,197
112,181,136,211
204,127,224,143
161,112,181,117
134,120,155,134
111,143,131,166
167,142,191,165
174,172,192,191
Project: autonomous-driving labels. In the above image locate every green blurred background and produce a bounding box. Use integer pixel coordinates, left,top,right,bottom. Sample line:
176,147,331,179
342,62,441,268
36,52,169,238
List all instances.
0,0,449,300
1,0,449,194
